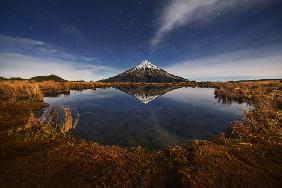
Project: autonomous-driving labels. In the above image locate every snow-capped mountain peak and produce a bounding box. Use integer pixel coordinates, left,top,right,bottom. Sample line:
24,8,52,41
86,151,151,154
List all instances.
131,60,160,71
101,59,188,83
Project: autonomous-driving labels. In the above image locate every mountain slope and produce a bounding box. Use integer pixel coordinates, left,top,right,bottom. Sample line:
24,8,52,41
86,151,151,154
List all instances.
102,60,188,83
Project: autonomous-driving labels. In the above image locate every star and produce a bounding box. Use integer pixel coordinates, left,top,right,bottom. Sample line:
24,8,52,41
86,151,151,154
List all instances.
215,35,220,39
217,9,221,16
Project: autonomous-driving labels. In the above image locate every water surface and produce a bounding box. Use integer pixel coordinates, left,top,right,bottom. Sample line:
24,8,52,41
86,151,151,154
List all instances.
44,86,246,149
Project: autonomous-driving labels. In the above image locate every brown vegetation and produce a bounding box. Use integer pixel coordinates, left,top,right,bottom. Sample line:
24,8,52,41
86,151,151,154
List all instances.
0,80,281,187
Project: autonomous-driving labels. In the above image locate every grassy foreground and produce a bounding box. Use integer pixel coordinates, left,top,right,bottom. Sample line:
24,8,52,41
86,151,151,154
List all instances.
0,80,281,187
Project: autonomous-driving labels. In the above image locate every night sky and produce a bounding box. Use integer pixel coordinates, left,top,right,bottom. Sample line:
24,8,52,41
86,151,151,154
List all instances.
0,0,282,81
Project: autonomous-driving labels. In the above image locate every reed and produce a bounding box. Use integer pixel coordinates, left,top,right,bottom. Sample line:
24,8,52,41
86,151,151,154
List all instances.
15,105,79,142
61,107,79,133
42,105,79,134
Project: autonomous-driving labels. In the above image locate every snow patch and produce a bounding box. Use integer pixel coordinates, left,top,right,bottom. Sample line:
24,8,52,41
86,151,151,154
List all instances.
131,60,160,71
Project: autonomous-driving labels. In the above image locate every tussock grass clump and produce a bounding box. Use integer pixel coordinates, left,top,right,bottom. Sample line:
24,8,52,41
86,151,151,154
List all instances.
15,106,79,142
231,94,282,143
42,105,79,134
0,80,42,100
0,81,43,110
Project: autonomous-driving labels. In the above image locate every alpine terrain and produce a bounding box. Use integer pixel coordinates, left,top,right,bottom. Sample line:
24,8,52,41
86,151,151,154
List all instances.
101,60,188,83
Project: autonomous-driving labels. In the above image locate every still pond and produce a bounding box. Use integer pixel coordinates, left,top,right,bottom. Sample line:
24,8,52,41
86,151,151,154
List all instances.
44,86,247,149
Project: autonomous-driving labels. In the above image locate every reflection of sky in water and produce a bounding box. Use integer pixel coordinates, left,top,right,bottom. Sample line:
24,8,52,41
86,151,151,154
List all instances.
44,87,246,150
161,87,248,114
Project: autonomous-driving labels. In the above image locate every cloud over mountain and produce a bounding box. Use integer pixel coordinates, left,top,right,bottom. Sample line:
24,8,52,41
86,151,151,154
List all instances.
151,0,273,48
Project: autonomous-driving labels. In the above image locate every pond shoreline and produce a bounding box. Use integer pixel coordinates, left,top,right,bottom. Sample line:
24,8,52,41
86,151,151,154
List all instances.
0,80,281,187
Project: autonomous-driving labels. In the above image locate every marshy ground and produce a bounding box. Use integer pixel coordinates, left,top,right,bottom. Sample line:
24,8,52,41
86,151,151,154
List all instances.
0,80,281,187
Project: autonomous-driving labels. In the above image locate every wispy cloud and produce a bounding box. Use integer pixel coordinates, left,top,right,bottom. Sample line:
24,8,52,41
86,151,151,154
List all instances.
164,46,282,81
0,35,46,46
0,53,116,81
0,35,118,81
151,0,272,49
0,34,99,61
0,34,60,55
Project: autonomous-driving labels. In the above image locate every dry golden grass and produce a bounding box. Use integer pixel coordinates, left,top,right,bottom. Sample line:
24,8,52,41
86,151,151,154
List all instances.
0,79,281,187
0,80,177,98
231,94,282,143
0,80,42,100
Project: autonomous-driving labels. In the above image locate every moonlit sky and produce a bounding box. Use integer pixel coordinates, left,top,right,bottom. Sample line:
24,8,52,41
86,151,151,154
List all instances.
0,0,282,81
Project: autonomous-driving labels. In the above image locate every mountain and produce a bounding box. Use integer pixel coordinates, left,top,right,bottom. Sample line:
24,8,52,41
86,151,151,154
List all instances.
0,76,7,80
9,77,24,80
116,85,180,104
101,60,188,83
30,74,65,82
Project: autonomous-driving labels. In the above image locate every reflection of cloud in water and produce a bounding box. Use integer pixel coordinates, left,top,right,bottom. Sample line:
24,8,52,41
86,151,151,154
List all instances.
44,88,124,104
161,87,247,114
145,109,183,147
153,124,183,146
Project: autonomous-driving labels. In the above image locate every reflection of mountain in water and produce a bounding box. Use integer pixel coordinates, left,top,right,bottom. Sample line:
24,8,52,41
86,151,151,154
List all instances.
116,86,180,104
